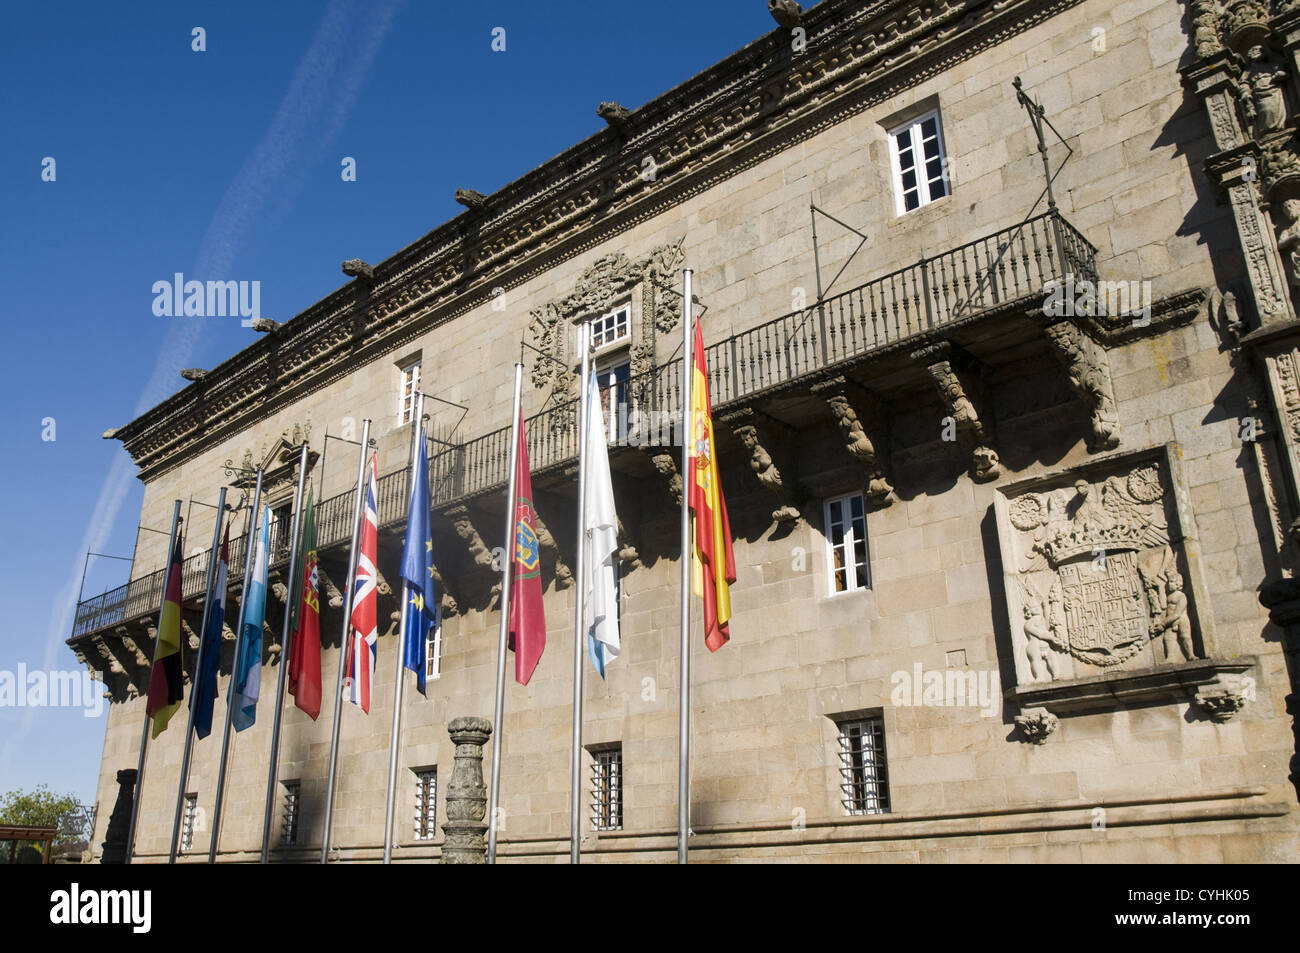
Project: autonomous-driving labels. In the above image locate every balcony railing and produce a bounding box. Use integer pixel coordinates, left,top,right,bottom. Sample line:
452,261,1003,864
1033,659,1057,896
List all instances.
70,210,1094,640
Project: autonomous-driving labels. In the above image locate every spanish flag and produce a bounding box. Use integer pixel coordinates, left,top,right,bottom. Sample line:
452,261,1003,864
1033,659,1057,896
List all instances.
688,318,736,651
146,527,185,737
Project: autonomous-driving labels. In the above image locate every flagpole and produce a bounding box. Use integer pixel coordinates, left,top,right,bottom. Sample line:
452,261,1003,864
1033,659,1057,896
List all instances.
209,470,262,863
383,394,425,864
487,363,523,865
259,443,310,863
569,318,592,865
125,499,182,865
168,486,227,863
321,418,372,863
678,268,693,865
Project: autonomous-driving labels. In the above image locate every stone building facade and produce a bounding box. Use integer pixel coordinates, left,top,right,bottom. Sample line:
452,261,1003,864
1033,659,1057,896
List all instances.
70,0,1300,862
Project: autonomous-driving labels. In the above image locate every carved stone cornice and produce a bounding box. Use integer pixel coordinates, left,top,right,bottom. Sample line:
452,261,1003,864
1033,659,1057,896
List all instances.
110,0,1092,482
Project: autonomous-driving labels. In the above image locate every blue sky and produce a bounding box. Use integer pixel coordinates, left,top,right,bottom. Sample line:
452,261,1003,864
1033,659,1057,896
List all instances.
0,0,777,805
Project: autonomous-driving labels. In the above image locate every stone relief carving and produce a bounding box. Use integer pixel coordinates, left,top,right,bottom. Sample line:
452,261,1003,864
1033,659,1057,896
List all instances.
1013,707,1058,744
916,349,1001,481
527,240,685,403
722,408,801,524
1236,43,1289,136
995,451,1208,689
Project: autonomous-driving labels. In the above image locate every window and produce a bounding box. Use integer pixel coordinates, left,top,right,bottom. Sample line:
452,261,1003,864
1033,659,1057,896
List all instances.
836,716,890,815
589,746,623,831
413,767,438,840
426,605,442,682
888,111,948,214
590,305,631,350
180,793,198,852
825,492,870,594
398,359,422,425
595,360,631,445
269,500,293,563
281,781,300,847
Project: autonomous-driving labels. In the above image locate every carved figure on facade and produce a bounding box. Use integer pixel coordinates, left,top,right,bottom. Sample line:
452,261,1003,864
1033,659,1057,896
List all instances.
1000,459,1204,684
1041,321,1121,452
813,378,894,505
1274,197,1300,290
919,353,1001,481
1190,0,1224,60
1237,44,1289,137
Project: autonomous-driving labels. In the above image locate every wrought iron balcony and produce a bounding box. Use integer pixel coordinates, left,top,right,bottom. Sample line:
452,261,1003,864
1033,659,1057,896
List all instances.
70,209,1095,639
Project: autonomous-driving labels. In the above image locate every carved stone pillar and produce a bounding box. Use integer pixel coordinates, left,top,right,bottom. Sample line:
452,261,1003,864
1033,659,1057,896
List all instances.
100,769,137,864
913,343,1001,481
1205,147,1293,323
441,716,491,864
720,407,802,523
810,376,893,505
1037,319,1121,452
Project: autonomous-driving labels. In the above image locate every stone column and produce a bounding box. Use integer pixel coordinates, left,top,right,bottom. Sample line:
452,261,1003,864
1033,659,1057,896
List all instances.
100,769,137,864
441,716,491,864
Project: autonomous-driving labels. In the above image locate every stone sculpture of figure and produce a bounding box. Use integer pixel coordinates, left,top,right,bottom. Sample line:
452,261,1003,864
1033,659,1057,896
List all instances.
1238,44,1288,138
1275,198,1300,290
1152,573,1194,662
1023,600,1060,682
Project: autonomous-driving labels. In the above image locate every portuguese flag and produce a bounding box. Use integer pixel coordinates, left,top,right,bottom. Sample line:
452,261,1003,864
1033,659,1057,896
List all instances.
146,527,186,737
688,318,736,651
289,488,322,719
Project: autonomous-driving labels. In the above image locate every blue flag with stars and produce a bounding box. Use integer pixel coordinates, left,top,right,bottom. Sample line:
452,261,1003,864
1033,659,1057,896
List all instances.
401,422,437,695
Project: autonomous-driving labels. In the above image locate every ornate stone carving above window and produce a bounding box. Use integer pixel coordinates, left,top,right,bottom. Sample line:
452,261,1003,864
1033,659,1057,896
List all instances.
527,240,685,404
993,444,1254,739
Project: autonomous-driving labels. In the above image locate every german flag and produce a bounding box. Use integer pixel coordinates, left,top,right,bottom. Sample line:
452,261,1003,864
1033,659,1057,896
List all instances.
688,318,736,651
146,527,185,737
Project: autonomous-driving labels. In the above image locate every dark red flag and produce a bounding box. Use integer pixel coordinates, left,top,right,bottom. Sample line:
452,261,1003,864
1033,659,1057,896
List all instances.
508,411,546,684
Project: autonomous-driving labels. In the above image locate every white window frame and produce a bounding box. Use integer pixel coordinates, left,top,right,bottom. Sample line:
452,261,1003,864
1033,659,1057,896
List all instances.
413,767,437,841
824,492,871,595
887,110,949,216
590,305,631,351
426,603,442,682
398,359,422,425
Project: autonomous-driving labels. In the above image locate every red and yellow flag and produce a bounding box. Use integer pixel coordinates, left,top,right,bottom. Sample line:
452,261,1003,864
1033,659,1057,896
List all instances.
688,318,736,651
289,488,321,720
146,526,185,737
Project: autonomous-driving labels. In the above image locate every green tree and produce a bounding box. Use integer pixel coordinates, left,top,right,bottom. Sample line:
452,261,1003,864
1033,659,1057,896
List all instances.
0,785,90,846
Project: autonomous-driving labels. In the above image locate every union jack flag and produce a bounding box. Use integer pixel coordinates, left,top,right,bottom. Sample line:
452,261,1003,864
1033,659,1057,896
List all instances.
345,454,379,712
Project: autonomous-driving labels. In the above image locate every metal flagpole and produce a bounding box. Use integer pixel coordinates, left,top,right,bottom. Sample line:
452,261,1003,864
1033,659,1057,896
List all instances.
321,418,372,863
383,393,425,864
677,268,693,865
209,471,263,863
168,487,228,863
569,319,592,864
487,363,524,865
259,443,310,863
125,500,182,864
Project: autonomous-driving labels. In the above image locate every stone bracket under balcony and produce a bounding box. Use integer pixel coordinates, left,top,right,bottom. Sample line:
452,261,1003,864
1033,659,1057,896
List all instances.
718,406,803,524
1007,659,1258,744
809,374,894,506
911,341,1001,482
1034,314,1121,453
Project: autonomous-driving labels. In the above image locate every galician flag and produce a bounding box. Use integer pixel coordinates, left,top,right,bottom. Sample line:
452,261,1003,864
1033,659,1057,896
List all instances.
583,372,620,677
346,455,379,712
191,522,228,739
689,318,736,651
288,488,322,720
232,506,270,732
508,412,546,685
146,525,185,738
401,423,438,696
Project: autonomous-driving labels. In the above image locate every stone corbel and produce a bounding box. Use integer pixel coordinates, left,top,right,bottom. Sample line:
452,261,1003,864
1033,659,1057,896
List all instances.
646,450,683,507
720,407,802,524
430,561,459,614
91,635,126,677
912,342,1001,481
617,516,641,570
1037,319,1121,452
1194,673,1253,722
810,376,894,505
531,509,574,590
318,567,345,610
115,627,149,669
1013,707,1058,744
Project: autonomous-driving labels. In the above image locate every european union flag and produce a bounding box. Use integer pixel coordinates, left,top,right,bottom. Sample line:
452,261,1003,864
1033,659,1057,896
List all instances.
401,422,438,695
